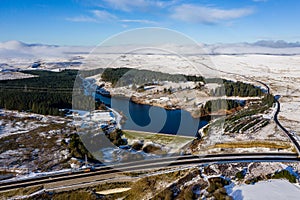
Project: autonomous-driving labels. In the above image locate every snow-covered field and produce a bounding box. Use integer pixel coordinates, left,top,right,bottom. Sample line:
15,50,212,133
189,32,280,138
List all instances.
1,40,300,151
0,109,67,139
207,55,300,136
2,40,300,198
202,161,300,200
227,179,300,200
85,53,300,136
0,109,74,172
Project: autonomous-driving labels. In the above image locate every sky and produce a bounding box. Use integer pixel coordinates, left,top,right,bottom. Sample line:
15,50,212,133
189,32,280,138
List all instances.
0,0,299,46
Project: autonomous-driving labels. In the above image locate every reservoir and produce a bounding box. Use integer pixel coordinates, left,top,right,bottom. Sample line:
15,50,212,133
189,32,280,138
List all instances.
95,93,207,137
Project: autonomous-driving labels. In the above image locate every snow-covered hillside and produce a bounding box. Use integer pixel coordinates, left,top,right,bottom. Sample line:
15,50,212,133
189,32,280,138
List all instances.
1,40,300,136
1,40,300,61
227,179,300,200
0,40,92,59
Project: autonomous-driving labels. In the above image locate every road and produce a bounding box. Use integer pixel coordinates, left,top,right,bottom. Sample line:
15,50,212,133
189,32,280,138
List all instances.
0,152,299,192
242,79,300,155
274,100,300,155
195,61,300,155
255,76,300,155
253,78,300,154
1,65,299,193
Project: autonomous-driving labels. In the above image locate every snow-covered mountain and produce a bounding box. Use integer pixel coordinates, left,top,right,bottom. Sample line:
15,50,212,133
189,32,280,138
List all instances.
206,41,300,55
0,40,92,60
1,40,300,59
1,40,300,72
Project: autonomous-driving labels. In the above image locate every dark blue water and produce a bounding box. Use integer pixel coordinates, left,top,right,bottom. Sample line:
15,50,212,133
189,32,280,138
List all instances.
95,93,207,137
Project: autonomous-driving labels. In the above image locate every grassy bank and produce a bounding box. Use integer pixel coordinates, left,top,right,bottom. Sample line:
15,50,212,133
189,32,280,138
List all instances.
123,130,194,152
208,141,292,150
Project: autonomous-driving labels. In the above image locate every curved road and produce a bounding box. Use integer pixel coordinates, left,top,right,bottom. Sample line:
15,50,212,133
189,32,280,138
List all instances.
196,61,300,156
274,100,300,155
255,76,300,155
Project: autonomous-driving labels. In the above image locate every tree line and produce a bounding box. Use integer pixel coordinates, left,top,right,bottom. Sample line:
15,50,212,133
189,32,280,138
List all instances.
0,70,78,115
101,67,204,87
211,80,264,97
196,99,243,117
0,68,274,117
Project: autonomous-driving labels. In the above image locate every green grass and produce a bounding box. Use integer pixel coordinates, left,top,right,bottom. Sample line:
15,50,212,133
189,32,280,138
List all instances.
123,130,194,151
125,169,189,200
272,170,297,183
208,141,292,150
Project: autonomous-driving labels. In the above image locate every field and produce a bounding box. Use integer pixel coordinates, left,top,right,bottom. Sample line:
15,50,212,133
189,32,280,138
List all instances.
123,130,194,153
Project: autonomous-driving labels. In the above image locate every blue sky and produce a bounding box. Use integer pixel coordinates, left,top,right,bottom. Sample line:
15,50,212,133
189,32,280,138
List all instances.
0,0,299,45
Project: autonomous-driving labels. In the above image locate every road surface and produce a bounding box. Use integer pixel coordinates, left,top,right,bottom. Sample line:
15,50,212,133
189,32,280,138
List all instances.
0,152,299,192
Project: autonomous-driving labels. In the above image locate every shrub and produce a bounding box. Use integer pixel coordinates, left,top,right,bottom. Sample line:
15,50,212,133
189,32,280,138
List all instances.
272,170,297,183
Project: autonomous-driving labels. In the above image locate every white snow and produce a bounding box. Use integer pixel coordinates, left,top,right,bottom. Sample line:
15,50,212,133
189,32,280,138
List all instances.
3,40,300,60
0,40,92,60
227,180,300,200
89,110,115,122
1,40,300,152
9,189,46,200
0,168,72,183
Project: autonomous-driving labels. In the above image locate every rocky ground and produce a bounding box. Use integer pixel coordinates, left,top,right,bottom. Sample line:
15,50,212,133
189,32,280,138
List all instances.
0,110,75,173
2,161,299,200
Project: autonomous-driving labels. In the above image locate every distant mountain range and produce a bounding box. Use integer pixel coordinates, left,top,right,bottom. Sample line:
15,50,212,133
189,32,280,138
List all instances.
205,40,300,55
0,40,92,59
1,40,300,59
0,40,59,49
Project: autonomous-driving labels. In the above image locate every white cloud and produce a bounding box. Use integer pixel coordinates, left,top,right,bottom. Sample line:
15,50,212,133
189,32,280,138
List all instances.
103,0,175,12
91,10,117,21
66,10,117,23
119,19,157,24
66,9,158,25
103,0,147,11
171,4,254,24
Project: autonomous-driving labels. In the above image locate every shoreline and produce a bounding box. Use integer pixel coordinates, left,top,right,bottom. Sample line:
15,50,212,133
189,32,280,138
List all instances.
101,92,215,120
123,129,196,139
105,92,245,119
107,107,122,129
129,96,181,111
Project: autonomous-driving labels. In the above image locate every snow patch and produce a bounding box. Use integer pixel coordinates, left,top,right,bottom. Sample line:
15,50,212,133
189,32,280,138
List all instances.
227,179,300,200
